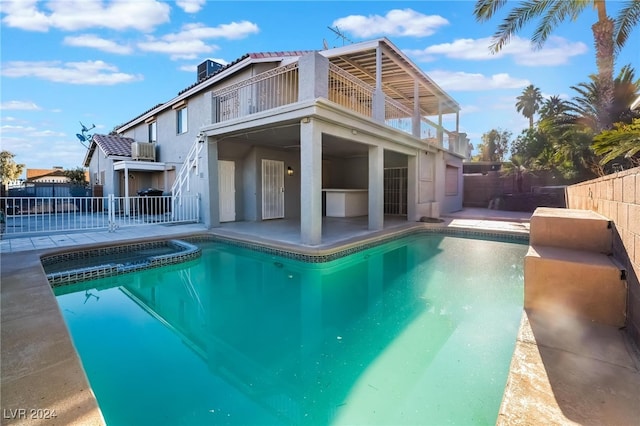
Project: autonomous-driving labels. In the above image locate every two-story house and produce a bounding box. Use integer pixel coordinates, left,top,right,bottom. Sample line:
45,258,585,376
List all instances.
85,38,467,245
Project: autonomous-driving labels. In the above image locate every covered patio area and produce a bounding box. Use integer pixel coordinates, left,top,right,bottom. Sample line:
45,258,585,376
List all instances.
213,215,413,249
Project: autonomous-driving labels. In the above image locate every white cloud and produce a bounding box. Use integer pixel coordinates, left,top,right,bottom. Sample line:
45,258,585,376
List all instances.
64,34,133,54
1,0,170,32
332,9,448,38
138,21,259,60
1,60,143,85
1,125,37,133
176,0,206,14
408,35,587,66
138,38,215,60
0,100,42,111
427,70,530,91
459,105,481,115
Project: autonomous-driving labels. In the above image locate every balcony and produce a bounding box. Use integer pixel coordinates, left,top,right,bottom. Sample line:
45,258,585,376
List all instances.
210,55,466,156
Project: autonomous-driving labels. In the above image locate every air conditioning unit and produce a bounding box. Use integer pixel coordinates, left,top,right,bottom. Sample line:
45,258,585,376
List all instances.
131,142,156,161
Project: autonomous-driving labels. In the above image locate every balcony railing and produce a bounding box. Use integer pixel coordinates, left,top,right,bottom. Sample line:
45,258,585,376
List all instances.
212,62,299,122
210,59,465,155
328,64,373,118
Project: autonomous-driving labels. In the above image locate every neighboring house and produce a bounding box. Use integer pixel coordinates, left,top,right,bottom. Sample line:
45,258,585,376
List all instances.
83,134,171,198
26,167,89,184
90,38,466,245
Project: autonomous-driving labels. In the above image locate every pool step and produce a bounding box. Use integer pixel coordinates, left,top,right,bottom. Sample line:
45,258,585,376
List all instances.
524,207,626,327
524,245,626,327
529,207,612,253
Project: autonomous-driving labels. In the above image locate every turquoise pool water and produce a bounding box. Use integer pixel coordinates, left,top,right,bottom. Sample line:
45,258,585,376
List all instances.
54,234,527,425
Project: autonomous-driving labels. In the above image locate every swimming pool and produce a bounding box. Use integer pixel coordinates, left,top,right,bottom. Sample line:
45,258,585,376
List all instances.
54,233,527,425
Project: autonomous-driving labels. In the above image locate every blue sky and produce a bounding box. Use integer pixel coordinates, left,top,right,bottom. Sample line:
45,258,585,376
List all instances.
1,0,638,173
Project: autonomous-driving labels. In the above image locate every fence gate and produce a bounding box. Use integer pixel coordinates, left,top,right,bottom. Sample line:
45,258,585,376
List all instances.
384,167,407,215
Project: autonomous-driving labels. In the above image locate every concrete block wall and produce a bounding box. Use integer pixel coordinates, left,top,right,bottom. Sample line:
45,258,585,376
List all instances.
566,167,640,343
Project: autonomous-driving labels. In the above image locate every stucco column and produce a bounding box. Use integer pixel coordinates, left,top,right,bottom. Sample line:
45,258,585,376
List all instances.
412,80,421,138
372,43,385,123
368,145,384,230
300,118,322,245
298,52,329,101
437,101,443,147
205,137,220,228
124,165,130,214
407,154,418,221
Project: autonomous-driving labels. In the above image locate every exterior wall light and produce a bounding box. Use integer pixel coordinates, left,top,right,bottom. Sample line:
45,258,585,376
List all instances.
287,166,294,176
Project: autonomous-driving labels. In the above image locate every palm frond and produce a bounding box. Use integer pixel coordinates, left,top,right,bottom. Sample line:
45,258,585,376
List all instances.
490,0,553,53
614,0,640,50
534,1,589,48
473,0,509,22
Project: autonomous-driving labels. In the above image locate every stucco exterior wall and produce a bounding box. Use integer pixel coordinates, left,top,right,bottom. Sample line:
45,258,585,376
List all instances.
441,153,463,214
565,167,640,343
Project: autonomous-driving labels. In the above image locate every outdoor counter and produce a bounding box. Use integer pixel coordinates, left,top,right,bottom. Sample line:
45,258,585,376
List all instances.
323,189,368,217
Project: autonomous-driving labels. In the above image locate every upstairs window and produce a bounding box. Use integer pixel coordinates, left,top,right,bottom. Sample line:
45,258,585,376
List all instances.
148,121,157,143
176,107,188,134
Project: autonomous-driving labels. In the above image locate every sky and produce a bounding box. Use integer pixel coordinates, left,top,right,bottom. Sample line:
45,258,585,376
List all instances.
1,0,638,175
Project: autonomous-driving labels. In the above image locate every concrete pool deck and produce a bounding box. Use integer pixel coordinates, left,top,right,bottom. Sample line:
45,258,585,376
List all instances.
2,208,638,425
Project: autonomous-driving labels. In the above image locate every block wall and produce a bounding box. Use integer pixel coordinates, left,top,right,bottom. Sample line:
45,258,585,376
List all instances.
566,167,640,343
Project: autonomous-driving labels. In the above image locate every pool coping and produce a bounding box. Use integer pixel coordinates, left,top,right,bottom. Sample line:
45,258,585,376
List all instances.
1,221,531,425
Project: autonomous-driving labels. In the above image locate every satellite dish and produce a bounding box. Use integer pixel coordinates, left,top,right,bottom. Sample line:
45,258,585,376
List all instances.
323,39,329,50
76,133,86,142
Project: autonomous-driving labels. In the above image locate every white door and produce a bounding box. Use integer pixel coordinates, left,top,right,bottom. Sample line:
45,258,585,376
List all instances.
261,159,285,220
218,160,235,222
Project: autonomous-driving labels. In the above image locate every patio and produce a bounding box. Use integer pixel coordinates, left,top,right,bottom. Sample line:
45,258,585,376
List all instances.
0,210,531,254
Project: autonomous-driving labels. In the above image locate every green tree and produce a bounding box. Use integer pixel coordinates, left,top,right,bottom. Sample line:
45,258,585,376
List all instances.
516,84,543,129
475,129,511,161
539,95,569,122
63,168,88,186
592,118,640,167
473,0,640,131
0,151,25,186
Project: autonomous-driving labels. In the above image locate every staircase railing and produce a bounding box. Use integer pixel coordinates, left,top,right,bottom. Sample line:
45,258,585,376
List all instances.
171,135,204,219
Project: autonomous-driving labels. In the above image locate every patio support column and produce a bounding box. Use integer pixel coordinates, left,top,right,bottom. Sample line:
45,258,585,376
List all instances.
300,118,322,245
368,145,383,231
437,100,443,147
407,154,417,221
298,52,329,101
124,164,130,214
455,111,460,153
205,137,220,228
412,80,421,138
372,42,385,123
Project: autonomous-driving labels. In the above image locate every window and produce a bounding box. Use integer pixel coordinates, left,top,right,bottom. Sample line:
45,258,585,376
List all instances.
148,121,157,143
176,107,188,134
445,165,459,196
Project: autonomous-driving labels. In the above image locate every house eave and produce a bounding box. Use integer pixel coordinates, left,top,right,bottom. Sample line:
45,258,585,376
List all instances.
113,161,169,172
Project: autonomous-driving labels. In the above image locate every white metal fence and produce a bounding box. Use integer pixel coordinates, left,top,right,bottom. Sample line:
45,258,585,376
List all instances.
0,194,200,237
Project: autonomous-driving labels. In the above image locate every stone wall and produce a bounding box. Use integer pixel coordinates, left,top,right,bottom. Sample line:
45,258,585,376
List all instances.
566,167,640,343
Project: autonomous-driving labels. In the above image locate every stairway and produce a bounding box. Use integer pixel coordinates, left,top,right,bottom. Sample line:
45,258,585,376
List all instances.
525,207,627,327
170,136,204,219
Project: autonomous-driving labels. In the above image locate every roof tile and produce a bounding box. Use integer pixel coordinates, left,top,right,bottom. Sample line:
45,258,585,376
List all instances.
93,134,134,157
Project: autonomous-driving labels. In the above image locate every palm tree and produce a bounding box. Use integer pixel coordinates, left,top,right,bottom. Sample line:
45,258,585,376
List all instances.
473,0,640,130
564,64,640,131
539,96,569,122
516,85,543,129
593,118,640,167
